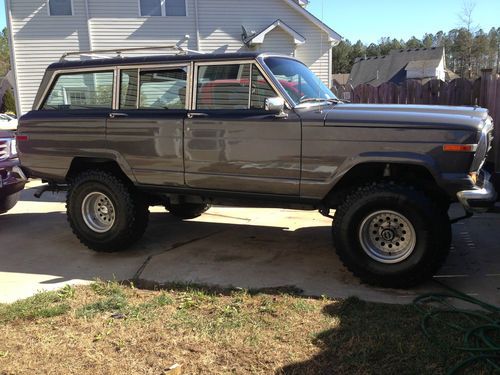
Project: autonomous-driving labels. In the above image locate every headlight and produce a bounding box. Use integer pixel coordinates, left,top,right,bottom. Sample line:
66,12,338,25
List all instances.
9,139,17,158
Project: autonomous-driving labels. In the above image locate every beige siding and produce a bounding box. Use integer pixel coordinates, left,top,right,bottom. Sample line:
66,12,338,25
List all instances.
258,28,295,56
9,0,336,114
9,0,92,113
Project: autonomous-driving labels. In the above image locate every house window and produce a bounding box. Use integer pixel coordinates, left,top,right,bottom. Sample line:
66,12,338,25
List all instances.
48,0,72,16
140,0,162,16
139,0,186,16
165,0,186,16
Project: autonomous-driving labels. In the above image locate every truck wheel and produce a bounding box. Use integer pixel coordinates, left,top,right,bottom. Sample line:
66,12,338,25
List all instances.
166,203,211,220
67,170,149,252
0,191,21,214
332,182,451,288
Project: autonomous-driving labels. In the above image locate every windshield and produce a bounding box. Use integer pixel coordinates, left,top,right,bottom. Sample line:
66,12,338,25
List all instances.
263,57,337,106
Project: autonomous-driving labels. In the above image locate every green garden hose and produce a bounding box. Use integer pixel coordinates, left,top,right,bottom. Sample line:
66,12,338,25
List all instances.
414,282,500,374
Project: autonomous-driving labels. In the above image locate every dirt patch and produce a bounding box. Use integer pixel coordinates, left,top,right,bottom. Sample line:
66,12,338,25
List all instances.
0,281,489,374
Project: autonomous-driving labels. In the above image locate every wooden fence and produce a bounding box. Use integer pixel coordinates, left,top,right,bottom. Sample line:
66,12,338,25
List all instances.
331,70,500,170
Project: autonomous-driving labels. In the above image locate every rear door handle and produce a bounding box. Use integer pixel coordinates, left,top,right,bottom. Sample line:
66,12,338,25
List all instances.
109,112,129,119
187,112,208,119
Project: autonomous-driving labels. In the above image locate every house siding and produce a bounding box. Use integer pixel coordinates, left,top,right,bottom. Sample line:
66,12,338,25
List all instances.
8,0,336,114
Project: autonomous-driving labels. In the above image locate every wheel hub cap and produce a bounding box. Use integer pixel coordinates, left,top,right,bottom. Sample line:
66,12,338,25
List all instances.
81,192,116,233
359,210,416,264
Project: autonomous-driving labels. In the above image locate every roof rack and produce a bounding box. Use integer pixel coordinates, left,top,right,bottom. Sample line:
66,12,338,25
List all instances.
59,45,204,62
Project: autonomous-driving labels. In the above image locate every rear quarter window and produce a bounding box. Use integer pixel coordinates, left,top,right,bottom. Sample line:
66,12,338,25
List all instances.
42,71,114,110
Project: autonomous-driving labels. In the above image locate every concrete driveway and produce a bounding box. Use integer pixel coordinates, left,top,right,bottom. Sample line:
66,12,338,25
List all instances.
1,180,499,305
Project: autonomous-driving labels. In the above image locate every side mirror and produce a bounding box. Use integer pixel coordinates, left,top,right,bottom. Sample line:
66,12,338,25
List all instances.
265,97,287,118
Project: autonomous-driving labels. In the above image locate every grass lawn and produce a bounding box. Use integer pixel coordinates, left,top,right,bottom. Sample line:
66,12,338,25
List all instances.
0,281,491,374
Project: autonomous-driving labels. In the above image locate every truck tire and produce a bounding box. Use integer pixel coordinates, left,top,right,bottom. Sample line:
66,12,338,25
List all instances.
332,182,451,288
67,170,149,252
0,191,21,214
166,203,211,220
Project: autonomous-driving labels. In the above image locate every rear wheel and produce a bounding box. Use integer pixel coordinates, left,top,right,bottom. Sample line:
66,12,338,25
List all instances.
332,182,451,288
0,191,21,214
67,170,149,252
166,203,210,220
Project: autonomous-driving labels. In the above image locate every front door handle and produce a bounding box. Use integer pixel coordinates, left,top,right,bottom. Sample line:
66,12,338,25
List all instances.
187,112,208,119
109,112,129,119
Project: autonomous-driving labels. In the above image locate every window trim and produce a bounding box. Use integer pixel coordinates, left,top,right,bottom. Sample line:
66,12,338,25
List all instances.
40,68,115,111
192,60,280,111
47,0,74,16
138,0,187,17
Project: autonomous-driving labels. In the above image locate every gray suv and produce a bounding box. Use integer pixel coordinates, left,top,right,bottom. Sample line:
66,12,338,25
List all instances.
0,131,26,213
17,52,496,288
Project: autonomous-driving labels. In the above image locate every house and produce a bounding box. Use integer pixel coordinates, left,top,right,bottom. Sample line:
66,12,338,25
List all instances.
5,0,341,115
348,47,448,87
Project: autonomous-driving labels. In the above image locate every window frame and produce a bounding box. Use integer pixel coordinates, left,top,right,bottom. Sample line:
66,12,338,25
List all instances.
118,63,191,111
40,67,115,111
192,61,280,111
47,0,74,16
138,0,187,17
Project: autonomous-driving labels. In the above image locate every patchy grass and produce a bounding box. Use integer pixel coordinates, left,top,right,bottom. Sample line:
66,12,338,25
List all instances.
0,285,75,323
0,281,490,374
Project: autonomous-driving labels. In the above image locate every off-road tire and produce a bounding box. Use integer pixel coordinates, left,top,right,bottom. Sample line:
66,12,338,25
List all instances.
332,182,451,288
166,203,211,220
0,191,21,214
67,170,149,252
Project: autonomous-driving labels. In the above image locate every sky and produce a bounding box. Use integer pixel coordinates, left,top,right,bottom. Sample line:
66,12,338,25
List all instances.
0,0,498,44
306,0,500,44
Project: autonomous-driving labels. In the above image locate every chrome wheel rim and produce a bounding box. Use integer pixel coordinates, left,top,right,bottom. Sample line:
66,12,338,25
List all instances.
359,210,416,264
81,192,116,233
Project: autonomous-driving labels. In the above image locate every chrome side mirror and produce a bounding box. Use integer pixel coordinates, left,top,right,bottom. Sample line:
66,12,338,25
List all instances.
265,97,287,118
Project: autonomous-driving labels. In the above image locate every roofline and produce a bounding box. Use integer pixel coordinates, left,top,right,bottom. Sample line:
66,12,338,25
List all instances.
244,19,306,46
282,0,342,43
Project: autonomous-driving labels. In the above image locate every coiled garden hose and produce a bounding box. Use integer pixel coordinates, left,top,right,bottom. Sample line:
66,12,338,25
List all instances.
414,282,500,374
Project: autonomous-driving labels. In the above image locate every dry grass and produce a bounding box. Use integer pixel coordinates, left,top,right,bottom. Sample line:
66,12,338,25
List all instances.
0,281,477,375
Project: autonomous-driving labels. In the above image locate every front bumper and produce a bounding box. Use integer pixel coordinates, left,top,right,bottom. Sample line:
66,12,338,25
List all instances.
0,161,27,198
457,171,497,213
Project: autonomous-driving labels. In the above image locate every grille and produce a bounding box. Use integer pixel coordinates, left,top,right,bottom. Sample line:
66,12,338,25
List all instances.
0,139,9,161
471,119,494,172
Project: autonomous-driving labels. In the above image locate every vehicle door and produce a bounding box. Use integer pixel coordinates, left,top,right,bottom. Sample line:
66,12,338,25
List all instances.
19,69,114,173
106,65,189,186
184,61,301,195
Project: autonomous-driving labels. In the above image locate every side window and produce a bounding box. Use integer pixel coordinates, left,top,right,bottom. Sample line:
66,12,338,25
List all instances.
196,64,250,110
43,71,113,110
138,68,187,109
120,69,139,109
251,66,277,109
48,0,72,16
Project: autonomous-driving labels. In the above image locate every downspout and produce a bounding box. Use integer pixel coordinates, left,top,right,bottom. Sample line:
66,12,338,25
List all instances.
84,0,94,50
5,0,21,115
194,0,201,51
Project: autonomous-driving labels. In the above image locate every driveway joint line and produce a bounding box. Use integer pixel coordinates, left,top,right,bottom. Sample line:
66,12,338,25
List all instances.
131,230,226,281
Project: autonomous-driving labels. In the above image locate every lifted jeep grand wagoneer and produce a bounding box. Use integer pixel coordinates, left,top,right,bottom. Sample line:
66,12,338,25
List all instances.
17,49,496,288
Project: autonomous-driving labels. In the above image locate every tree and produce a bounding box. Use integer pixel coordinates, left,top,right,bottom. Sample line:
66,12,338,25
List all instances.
1,89,16,114
0,28,10,77
406,37,424,49
458,0,477,32
331,40,352,74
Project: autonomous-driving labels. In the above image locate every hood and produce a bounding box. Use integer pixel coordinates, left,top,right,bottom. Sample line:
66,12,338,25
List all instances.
323,103,488,132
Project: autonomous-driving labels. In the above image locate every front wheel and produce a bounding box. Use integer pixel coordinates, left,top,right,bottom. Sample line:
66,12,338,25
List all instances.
0,191,21,214
67,170,149,252
332,182,451,288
